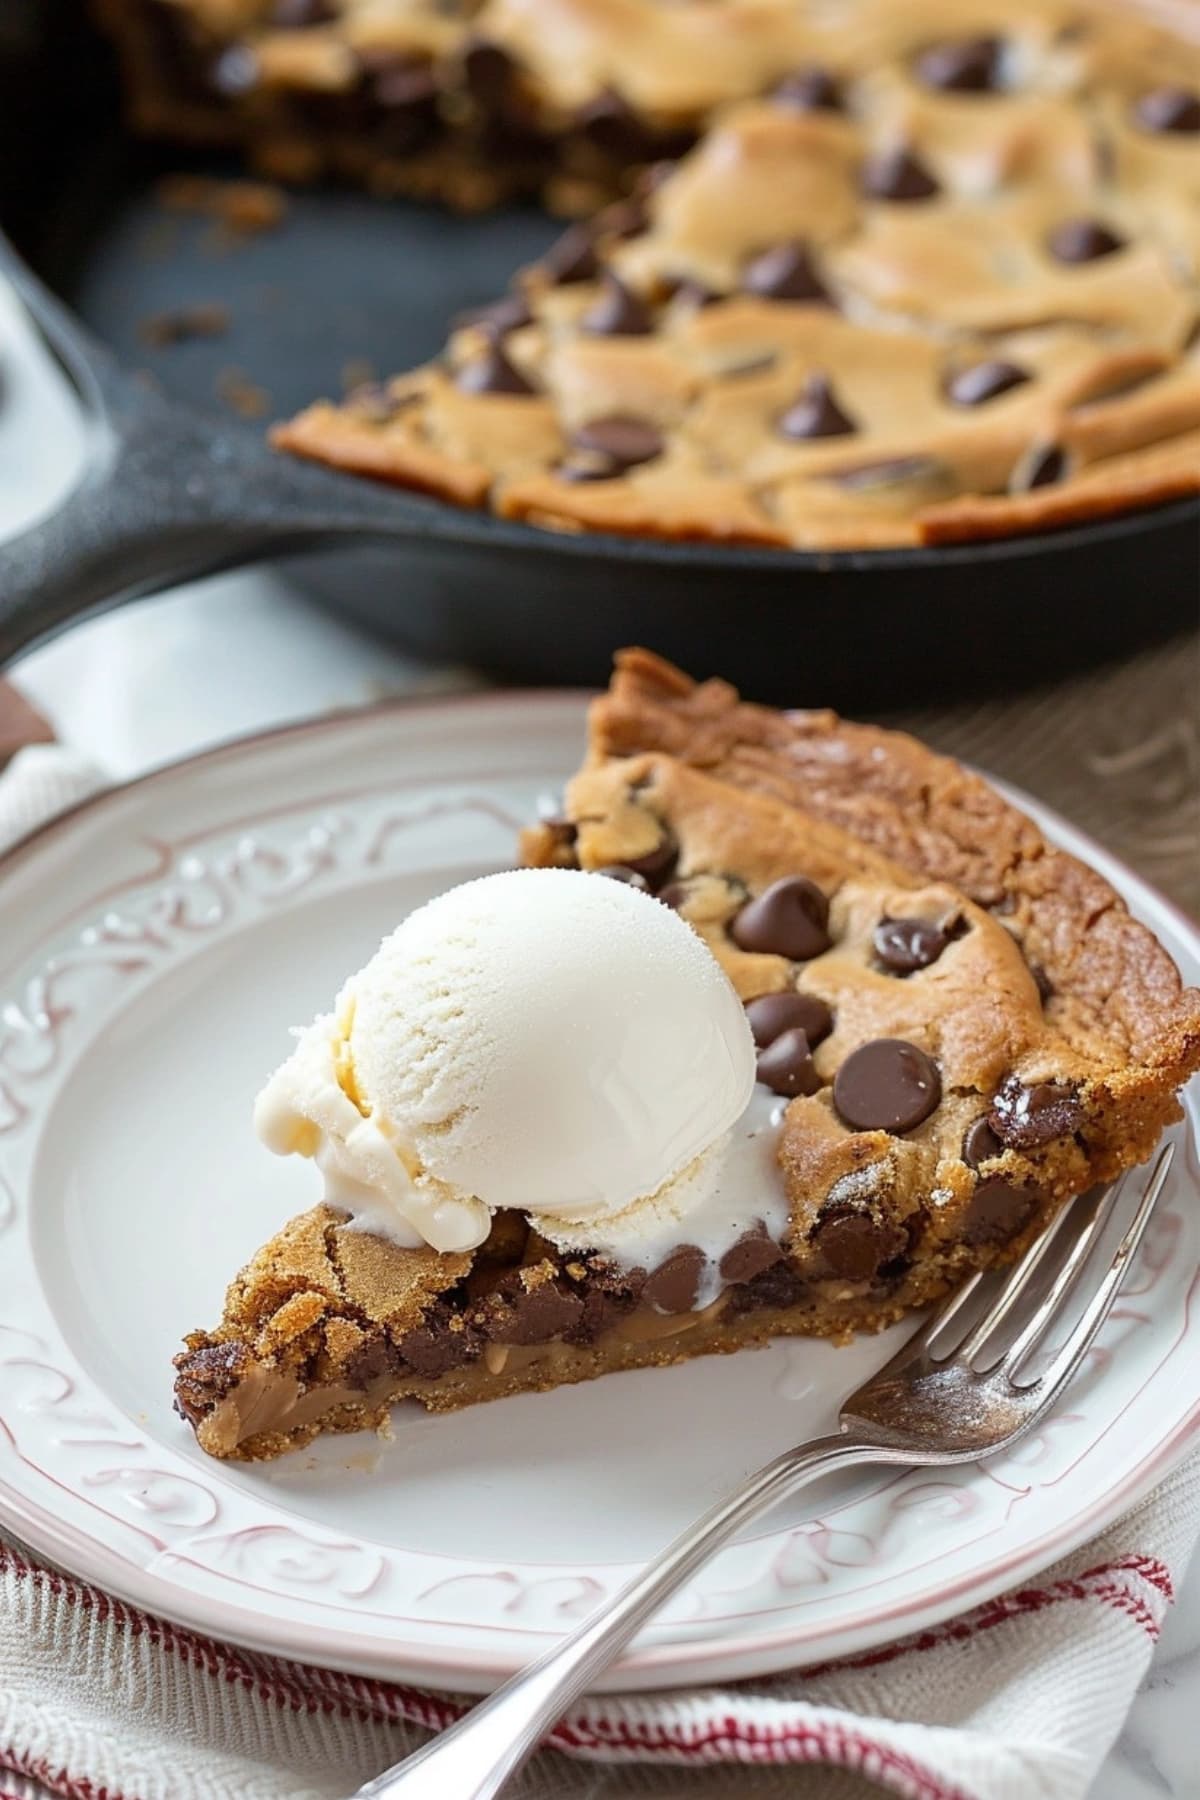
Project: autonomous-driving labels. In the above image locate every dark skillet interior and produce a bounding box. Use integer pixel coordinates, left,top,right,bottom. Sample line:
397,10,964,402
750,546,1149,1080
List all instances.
1,0,1196,708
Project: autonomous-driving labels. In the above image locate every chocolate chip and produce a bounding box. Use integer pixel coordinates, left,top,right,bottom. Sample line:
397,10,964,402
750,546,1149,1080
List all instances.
778,374,857,441
1015,443,1069,490
719,1225,786,1284
1133,87,1200,134
540,225,599,286
745,990,833,1050
569,414,664,474
988,1077,1081,1149
961,1180,1037,1247
489,1276,584,1345
172,1339,252,1423
462,37,518,108
945,359,1031,407
657,881,688,910
1030,961,1055,1003
742,241,831,304
1047,219,1125,263
813,1207,907,1280
726,1260,807,1314
564,1286,632,1345
915,36,1002,93
594,864,650,890
396,1305,482,1376
581,273,654,336
756,1027,821,1098
873,916,950,975
341,1333,402,1389
963,1116,1003,1169
271,0,336,24
642,1244,706,1313
772,66,843,112
730,877,831,961
833,1039,941,1134
456,342,536,396
621,830,678,890
456,292,533,337
576,88,656,162
861,147,940,201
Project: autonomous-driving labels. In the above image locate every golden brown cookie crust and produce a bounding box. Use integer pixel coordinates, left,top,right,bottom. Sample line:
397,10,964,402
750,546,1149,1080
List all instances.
175,653,1199,1461
262,0,1200,549
589,650,1200,1072
537,744,1192,1219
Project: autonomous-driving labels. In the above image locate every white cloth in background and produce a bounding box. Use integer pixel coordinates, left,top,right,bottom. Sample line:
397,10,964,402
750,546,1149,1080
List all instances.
0,744,106,855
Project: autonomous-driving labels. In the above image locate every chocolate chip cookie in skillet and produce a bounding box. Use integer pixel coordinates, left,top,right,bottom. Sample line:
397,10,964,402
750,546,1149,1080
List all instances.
173,655,1200,1463
270,0,1200,548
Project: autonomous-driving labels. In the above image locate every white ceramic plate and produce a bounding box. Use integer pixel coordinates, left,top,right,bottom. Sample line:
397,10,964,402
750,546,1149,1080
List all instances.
0,695,1196,1693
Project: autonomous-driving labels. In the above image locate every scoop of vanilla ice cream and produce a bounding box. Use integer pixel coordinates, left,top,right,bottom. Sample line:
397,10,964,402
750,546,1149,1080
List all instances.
254,868,755,1255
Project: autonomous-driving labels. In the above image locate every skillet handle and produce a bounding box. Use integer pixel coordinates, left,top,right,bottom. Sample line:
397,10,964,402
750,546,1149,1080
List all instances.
0,240,290,666
0,409,351,668
0,458,285,669
0,399,472,668
0,236,464,669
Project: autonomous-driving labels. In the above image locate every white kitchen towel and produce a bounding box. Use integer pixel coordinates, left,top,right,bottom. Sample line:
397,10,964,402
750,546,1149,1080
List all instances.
0,744,107,857
1,746,1197,1800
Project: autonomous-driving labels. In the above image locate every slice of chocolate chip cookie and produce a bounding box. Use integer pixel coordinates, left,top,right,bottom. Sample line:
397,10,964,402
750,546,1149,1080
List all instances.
523,738,1198,1314
174,652,1198,1462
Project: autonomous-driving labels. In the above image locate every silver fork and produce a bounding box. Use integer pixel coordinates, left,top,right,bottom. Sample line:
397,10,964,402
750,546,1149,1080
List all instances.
354,1143,1175,1800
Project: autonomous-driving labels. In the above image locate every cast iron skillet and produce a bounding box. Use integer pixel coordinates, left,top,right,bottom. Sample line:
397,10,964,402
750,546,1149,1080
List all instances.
0,0,1196,708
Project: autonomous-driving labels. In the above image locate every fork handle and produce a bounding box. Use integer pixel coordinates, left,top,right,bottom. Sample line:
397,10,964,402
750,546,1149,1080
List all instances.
354,1432,902,1799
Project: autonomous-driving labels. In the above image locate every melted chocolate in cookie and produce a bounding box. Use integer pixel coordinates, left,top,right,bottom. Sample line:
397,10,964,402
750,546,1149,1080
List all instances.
833,1039,942,1133
730,876,831,960
915,36,1003,93
745,990,833,1049
861,146,939,200
1047,218,1124,263
456,342,536,394
778,374,857,440
873,916,950,974
582,273,655,336
772,66,843,112
742,241,831,303
988,1077,1081,1148
756,1026,821,1097
945,359,1031,407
